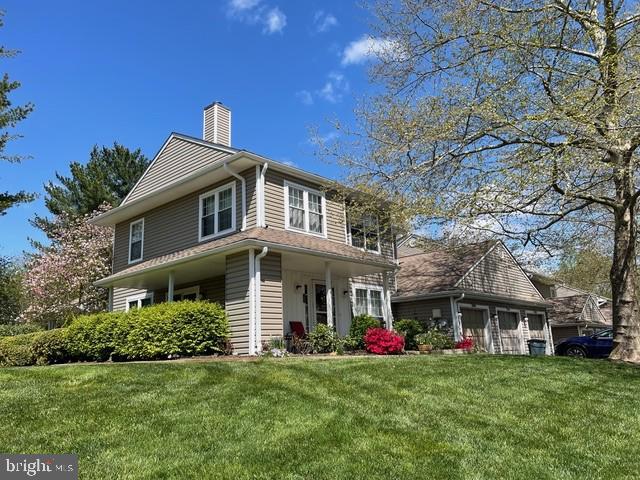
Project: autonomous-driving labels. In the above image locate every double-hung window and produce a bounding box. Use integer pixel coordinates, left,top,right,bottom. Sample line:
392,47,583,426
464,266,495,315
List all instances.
353,286,385,323
349,213,380,253
125,293,153,311
199,181,236,241
284,181,326,236
128,218,144,264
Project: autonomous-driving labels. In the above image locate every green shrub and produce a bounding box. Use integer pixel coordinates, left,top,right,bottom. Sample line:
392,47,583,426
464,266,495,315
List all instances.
307,324,337,353
0,333,38,366
0,323,43,338
415,330,455,350
349,314,382,349
31,329,70,365
113,301,230,361
66,312,123,362
394,319,424,350
341,335,361,352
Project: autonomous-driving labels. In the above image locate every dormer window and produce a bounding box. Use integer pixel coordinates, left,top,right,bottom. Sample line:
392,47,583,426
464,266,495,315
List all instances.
284,181,326,236
349,214,380,253
128,218,144,264
199,181,236,241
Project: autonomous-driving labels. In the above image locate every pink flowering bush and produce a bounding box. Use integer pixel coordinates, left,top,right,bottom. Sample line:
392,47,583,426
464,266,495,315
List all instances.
364,327,405,355
23,205,113,327
455,337,474,351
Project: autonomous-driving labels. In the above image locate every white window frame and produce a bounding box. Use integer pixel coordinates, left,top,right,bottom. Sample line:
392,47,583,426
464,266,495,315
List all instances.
128,218,144,264
198,181,237,242
125,292,154,311
347,214,381,254
168,286,200,302
352,284,385,322
525,309,552,354
283,180,327,238
458,303,494,353
496,307,525,354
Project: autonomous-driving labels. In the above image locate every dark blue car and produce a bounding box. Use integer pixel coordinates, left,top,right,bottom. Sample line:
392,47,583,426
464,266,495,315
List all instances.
555,329,613,358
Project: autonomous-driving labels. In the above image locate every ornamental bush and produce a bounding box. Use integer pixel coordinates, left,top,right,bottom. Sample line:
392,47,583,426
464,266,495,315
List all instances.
30,329,70,365
394,319,424,350
455,337,474,351
0,332,38,366
363,327,405,355
0,323,43,338
307,324,338,353
66,311,124,362
349,314,382,349
415,330,455,350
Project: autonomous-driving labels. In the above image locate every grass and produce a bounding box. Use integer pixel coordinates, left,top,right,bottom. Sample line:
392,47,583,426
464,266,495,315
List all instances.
1,355,639,480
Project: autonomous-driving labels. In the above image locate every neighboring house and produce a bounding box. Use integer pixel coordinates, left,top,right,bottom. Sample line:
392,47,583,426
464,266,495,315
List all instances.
91,102,397,355
391,235,553,354
527,272,612,342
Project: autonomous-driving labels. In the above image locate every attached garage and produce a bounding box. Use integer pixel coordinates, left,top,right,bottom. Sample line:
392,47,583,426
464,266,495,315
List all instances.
461,307,491,352
497,310,524,354
527,313,546,340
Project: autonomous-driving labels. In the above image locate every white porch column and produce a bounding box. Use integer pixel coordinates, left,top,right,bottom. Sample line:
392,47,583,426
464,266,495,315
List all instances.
107,287,113,312
168,271,175,303
382,271,394,330
325,262,333,328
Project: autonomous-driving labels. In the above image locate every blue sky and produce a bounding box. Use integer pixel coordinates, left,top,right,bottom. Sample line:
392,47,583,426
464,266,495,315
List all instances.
0,0,384,256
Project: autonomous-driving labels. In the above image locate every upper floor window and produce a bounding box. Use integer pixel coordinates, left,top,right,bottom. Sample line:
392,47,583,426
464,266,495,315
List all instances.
199,181,236,241
284,181,326,236
349,214,380,253
128,218,144,264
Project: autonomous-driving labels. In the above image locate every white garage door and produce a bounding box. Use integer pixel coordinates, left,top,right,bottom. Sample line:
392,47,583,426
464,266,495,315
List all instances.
498,311,523,354
527,313,546,340
461,308,489,351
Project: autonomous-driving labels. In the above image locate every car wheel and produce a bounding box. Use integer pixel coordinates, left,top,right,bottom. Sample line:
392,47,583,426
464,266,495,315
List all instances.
565,345,587,358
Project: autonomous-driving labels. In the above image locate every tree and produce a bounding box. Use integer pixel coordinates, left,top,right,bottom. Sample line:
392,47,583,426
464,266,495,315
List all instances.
23,206,112,327
0,256,26,324
0,11,34,215
555,247,613,298
38,143,148,221
332,0,640,362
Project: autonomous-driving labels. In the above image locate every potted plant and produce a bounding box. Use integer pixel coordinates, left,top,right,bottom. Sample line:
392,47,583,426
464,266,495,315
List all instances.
415,333,433,353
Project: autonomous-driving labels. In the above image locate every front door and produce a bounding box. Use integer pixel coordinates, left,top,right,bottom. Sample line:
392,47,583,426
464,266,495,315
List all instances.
461,308,489,351
313,283,335,327
498,311,523,354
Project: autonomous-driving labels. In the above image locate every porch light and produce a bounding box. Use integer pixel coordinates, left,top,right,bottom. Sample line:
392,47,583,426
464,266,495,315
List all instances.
296,285,302,291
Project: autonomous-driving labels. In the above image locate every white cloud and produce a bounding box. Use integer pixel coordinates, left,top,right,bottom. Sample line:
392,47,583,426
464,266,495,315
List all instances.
264,7,286,34
341,35,396,66
316,72,349,103
296,90,314,106
226,0,286,35
313,10,338,33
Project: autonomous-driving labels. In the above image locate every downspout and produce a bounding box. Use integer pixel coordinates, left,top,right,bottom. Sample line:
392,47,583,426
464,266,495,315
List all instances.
450,293,465,341
259,162,269,227
223,162,246,231
254,247,269,353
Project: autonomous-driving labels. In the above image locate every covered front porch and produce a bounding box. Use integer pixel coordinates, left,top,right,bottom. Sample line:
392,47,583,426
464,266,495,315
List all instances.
101,242,396,355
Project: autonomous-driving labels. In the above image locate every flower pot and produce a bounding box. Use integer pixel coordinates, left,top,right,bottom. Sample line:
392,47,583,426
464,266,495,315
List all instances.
418,344,433,353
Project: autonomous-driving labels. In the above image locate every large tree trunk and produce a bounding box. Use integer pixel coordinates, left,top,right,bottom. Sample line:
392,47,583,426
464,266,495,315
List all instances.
609,199,640,363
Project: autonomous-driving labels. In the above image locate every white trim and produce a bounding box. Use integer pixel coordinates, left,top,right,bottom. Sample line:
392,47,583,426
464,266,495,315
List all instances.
124,292,154,311
283,180,327,238
223,162,246,231
352,283,386,323
525,309,551,354
325,262,333,328
347,213,381,254
496,307,525,354
128,218,144,264
458,303,493,353
255,247,269,353
198,181,237,242
260,162,269,227
248,249,256,355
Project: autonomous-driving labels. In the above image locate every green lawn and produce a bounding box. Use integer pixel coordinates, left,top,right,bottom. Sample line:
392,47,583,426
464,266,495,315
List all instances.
1,355,639,480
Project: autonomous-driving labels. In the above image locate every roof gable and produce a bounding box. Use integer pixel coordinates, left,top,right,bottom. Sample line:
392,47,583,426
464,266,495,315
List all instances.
122,134,236,205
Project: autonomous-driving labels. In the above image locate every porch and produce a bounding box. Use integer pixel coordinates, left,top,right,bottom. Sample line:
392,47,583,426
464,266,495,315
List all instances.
102,241,396,355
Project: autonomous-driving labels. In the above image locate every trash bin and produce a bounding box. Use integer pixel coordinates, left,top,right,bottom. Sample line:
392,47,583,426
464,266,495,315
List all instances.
527,339,546,356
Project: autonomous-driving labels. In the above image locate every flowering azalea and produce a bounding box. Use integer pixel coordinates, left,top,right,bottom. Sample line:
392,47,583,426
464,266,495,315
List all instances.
364,327,404,355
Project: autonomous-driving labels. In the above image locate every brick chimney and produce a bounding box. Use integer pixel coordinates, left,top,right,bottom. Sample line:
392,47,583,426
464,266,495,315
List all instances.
203,102,231,147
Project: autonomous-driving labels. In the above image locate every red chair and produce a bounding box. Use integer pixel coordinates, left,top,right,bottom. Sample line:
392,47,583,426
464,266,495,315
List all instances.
289,321,306,338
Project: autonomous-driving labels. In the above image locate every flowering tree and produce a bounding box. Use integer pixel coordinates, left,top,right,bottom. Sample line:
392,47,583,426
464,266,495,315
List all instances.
23,205,112,327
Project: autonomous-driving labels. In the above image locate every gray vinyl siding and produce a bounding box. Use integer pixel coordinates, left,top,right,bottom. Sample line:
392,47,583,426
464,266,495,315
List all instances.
531,279,554,299
152,275,225,305
392,298,454,329
225,251,251,355
113,173,250,273
125,136,233,203
263,169,346,244
112,287,149,312
260,252,283,341
458,244,544,303
203,104,231,147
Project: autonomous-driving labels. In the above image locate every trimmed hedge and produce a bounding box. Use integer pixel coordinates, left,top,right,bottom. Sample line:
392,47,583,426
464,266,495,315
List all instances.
349,314,382,349
0,301,230,367
0,323,43,338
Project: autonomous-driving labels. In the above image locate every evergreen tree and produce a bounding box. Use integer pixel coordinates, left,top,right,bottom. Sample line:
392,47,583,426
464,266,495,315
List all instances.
0,11,35,216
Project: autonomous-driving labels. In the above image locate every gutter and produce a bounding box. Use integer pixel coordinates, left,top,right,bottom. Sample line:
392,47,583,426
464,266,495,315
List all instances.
223,161,247,231
392,290,550,308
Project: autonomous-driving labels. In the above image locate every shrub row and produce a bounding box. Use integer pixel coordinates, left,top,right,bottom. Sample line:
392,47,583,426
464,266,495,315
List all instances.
0,323,43,338
0,301,230,367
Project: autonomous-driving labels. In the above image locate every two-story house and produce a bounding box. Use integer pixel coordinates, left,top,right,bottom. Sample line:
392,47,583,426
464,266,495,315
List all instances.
91,102,397,355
